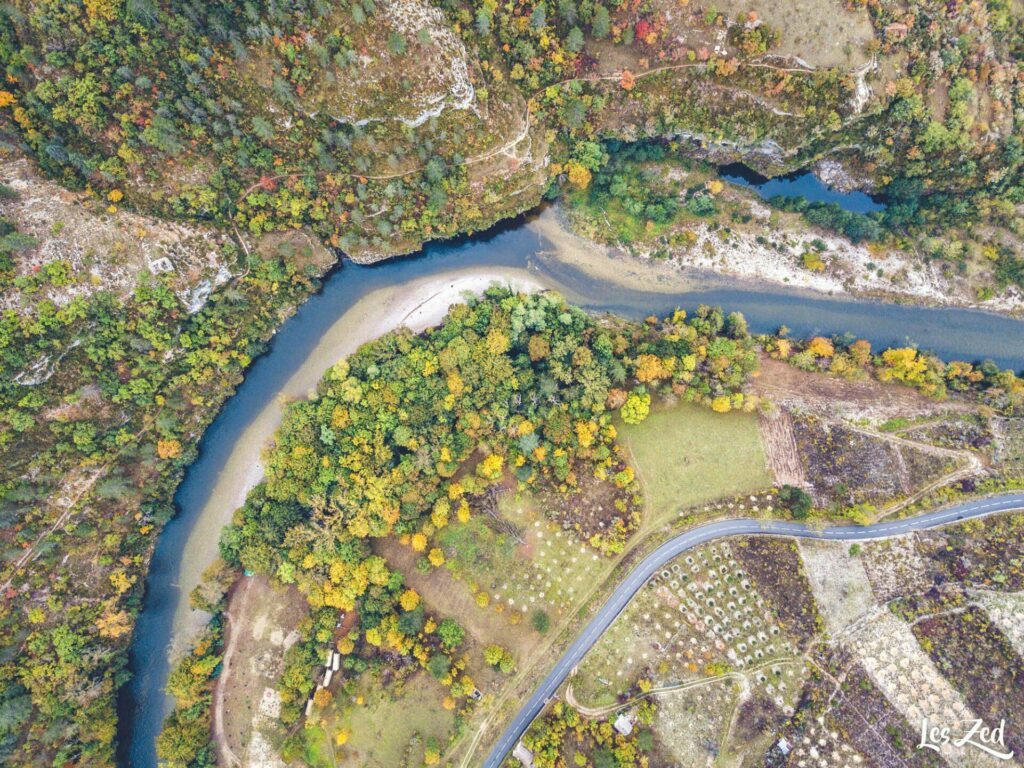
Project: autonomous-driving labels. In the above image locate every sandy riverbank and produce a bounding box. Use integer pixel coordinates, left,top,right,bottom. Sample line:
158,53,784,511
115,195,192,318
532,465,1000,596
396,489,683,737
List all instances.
529,206,707,296
533,203,1024,317
169,268,547,651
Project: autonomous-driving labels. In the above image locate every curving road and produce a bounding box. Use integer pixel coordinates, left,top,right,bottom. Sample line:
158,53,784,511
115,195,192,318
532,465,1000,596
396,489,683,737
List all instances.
482,492,1024,767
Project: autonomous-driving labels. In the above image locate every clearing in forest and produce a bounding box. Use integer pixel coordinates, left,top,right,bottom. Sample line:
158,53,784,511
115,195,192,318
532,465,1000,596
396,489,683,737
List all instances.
618,402,771,528
318,670,455,768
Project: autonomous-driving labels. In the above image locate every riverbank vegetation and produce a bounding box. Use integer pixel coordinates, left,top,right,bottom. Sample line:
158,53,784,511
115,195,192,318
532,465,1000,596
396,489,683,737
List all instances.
562,141,1024,310
762,332,1024,412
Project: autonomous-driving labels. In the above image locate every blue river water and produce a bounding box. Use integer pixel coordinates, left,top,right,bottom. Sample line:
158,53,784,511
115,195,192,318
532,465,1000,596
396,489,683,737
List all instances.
720,163,886,214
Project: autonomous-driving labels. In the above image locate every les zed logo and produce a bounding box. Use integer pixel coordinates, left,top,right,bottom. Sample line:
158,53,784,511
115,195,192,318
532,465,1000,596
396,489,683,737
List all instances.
918,717,1015,761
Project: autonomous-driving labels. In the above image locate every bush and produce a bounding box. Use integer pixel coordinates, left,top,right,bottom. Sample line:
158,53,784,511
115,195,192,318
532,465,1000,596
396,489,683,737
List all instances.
778,484,813,519
770,196,882,243
427,654,451,680
437,618,464,648
532,610,551,634
685,193,716,217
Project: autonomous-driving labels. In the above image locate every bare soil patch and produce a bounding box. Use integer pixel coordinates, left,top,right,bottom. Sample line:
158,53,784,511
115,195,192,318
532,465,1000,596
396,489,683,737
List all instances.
859,535,931,604
217,575,307,766
753,357,951,421
255,229,334,273
798,539,876,637
758,406,806,487
993,416,1024,471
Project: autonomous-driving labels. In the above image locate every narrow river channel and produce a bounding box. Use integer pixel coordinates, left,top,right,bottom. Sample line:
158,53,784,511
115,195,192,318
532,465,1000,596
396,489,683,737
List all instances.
117,205,1024,767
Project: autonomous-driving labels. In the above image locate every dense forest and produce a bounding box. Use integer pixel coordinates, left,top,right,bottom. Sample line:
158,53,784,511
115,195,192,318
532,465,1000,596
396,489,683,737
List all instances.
0,189,331,765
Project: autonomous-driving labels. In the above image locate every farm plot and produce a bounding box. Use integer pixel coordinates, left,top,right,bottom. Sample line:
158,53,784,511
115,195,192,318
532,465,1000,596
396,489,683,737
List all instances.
796,539,875,636
734,537,822,646
650,679,739,766
772,652,942,768
898,412,994,452
791,415,954,507
572,542,800,710
759,407,807,487
778,715,869,768
858,536,931,604
322,669,456,768
436,492,613,628
752,358,950,423
911,606,1024,757
617,402,771,528
993,417,1024,471
845,611,1000,768
532,465,642,552
217,576,306,768
704,0,876,70
916,513,1024,590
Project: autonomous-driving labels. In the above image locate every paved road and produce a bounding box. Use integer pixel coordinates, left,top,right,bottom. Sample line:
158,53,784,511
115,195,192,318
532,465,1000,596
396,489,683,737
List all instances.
482,492,1024,767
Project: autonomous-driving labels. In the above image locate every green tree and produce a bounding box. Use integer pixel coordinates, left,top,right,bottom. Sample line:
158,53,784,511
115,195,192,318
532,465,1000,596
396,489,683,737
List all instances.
620,390,651,425
437,618,465,648
532,610,551,634
778,485,813,519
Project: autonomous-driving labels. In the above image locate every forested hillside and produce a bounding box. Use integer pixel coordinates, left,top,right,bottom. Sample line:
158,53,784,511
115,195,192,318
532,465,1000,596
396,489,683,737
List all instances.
2,0,1022,256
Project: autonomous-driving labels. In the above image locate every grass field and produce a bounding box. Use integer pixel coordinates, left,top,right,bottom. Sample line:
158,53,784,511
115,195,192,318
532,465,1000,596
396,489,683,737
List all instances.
618,402,771,527
328,670,455,767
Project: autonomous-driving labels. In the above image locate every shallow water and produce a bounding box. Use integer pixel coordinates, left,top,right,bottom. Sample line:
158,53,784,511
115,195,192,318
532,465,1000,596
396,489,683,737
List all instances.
118,211,1024,767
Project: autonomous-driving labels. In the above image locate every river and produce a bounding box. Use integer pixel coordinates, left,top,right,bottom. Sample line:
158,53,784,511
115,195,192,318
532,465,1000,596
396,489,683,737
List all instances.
719,163,886,214
117,205,1024,767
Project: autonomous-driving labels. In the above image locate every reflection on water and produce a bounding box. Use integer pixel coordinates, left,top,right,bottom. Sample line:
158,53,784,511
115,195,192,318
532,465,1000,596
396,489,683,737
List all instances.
719,163,885,215
118,209,1024,768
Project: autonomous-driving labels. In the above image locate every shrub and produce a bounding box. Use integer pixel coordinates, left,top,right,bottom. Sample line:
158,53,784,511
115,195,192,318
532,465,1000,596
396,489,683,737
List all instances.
532,610,551,634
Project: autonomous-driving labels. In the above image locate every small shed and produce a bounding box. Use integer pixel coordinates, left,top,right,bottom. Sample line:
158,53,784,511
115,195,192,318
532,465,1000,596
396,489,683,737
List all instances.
613,713,634,736
776,737,792,756
512,742,534,768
